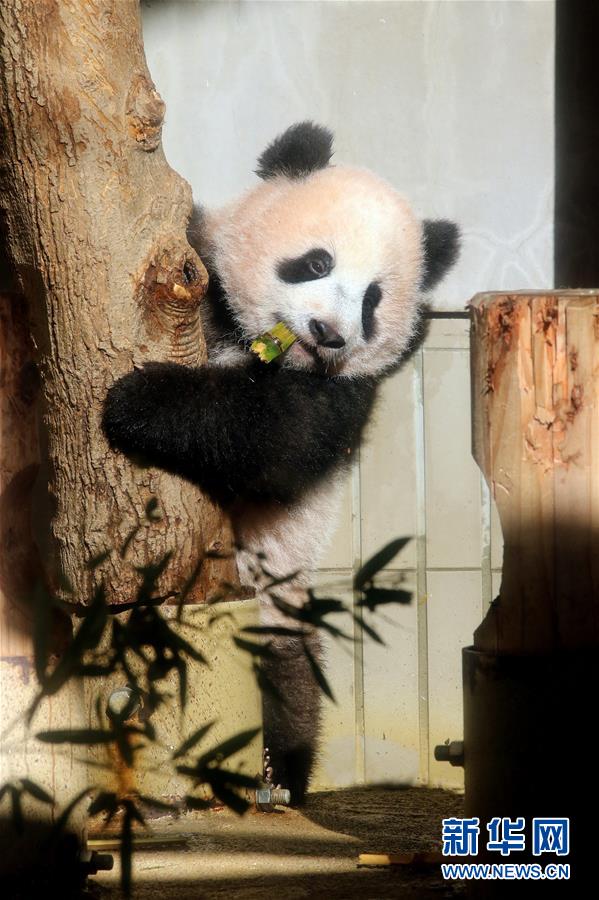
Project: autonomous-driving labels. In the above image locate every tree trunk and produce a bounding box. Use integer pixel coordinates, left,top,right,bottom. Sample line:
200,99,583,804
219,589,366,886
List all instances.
0,0,237,603
0,292,90,883
0,292,41,654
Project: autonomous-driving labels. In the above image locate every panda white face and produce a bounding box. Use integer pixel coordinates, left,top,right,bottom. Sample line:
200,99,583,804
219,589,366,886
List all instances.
202,164,425,377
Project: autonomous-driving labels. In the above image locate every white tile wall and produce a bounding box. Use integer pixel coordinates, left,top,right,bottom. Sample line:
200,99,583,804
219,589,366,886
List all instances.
313,319,504,791
142,0,554,790
426,569,484,788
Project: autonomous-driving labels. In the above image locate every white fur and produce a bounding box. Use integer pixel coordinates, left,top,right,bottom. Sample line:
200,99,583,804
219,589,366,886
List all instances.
199,165,424,379
234,476,347,623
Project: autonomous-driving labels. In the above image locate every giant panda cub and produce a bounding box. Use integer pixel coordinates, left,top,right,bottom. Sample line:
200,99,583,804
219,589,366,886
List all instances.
103,122,459,804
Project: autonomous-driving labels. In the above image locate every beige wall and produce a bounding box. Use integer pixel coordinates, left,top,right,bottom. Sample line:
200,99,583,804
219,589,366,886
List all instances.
142,0,555,790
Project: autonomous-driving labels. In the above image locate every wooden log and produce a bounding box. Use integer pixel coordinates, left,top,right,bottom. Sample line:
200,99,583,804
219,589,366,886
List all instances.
471,291,599,653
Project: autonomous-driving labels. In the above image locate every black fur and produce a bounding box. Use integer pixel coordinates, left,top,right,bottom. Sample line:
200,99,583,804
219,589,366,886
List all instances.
103,361,377,507
361,282,382,342
186,207,243,350
186,202,204,250
277,248,334,284
261,631,323,805
255,122,334,180
421,219,461,291
202,270,240,340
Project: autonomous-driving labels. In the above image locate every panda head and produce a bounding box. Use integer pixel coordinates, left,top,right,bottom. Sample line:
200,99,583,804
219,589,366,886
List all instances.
201,122,460,377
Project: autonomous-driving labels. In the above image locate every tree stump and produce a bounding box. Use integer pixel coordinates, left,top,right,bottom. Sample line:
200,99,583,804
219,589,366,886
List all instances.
466,292,599,890
471,291,599,653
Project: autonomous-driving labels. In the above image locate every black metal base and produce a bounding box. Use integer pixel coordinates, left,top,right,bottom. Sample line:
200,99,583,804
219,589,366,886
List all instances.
463,645,598,894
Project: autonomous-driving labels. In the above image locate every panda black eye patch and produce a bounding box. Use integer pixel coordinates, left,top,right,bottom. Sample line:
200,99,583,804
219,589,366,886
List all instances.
277,248,333,284
362,282,382,341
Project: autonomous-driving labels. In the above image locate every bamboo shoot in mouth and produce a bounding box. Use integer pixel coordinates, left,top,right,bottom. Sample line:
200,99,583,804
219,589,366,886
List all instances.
251,322,297,362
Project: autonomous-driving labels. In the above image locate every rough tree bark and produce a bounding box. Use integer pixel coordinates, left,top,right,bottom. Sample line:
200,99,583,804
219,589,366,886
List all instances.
0,0,237,603
0,293,42,656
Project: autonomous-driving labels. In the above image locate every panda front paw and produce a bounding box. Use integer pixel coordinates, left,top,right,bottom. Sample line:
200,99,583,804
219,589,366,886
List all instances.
102,365,162,457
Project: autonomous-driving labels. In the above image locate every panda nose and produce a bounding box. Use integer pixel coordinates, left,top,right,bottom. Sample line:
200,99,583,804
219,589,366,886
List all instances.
309,318,346,349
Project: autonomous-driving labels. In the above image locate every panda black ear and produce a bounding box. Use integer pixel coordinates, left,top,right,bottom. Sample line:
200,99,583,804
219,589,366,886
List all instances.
255,122,334,180
421,220,460,291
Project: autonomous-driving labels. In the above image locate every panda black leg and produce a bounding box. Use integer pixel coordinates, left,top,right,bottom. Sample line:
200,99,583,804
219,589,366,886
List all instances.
261,631,323,806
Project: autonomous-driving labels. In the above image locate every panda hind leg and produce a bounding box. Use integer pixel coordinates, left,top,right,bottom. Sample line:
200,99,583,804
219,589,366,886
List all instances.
260,630,323,806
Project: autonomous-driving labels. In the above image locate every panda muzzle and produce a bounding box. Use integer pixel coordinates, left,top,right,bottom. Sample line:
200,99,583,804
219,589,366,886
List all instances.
308,319,346,349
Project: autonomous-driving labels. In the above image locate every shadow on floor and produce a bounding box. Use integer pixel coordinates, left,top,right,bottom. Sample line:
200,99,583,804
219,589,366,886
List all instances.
94,785,465,899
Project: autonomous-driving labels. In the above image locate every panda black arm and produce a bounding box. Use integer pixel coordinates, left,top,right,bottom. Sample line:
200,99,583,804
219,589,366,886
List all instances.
102,362,377,504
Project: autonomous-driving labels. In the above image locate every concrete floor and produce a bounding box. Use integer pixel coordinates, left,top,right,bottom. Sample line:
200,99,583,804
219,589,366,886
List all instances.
93,785,465,899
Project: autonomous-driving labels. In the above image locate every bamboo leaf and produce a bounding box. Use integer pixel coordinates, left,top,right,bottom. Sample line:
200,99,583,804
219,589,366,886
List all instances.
196,727,261,768
120,524,141,559
303,640,335,702
253,662,284,703
36,728,113,745
263,570,301,588
86,549,111,570
20,779,54,804
355,614,385,645
125,797,146,827
172,720,217,760
177,656,188,710
233,636,275,658
353,537,411,590
306,595,346,616
358,587,412,611
88,791,118,817
184,795,211,810
50,787,93,837
134,552,172,585
175,764,199,779
213,769,258,790
203,773,250,815
241,625,306,637
10,788,24,834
